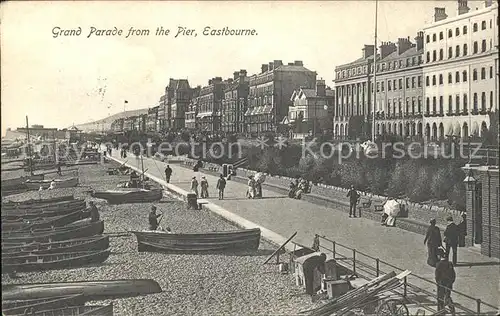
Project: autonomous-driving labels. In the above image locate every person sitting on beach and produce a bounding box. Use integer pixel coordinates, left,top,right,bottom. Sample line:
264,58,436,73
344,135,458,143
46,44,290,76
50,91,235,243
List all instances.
48,180,56,190
88,201,100,222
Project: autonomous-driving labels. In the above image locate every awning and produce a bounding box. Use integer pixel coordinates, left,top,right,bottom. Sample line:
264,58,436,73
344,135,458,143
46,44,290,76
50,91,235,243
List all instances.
261,106,273,114
244,108,253,116
281,117,294,125
251,106,263,115
196,112,212,118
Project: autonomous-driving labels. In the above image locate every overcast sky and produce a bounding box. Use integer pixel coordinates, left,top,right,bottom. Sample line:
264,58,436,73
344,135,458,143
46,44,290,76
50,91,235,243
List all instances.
1,0,485,134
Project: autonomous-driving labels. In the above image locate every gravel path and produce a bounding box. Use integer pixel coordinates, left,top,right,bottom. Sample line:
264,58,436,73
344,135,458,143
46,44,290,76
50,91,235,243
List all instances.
2,162,322,315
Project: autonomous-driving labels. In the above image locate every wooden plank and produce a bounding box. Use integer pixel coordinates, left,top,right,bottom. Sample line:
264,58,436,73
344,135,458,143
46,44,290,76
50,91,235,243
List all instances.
263,232,297,265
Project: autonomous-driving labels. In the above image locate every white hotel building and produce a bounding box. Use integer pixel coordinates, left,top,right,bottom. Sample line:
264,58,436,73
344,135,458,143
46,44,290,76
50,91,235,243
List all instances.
422,0,498,140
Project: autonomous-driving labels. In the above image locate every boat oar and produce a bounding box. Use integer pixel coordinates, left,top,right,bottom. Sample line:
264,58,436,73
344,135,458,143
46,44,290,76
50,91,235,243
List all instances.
104,232,131,237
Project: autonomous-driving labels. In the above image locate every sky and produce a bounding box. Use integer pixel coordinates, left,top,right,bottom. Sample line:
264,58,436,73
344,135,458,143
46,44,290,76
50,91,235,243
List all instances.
0,0,486,134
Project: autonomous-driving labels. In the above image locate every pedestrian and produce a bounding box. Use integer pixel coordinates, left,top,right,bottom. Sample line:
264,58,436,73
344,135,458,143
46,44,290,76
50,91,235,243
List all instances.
216,174,226,200
288,182,296,198
164,165,172,183
424,219,442,267
48,179,56,190
148,205,162,231
247,175,256,199
303,253,327,299
458,212,467,247
191,176,199,197
435,248,456,311
444,216,459,265
200,176,209,198
346,185,360,218
88,201,100,222
57,162,62,176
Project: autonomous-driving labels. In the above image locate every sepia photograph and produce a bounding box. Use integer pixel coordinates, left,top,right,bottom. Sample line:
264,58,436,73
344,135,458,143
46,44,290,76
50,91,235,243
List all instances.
1,1,499,315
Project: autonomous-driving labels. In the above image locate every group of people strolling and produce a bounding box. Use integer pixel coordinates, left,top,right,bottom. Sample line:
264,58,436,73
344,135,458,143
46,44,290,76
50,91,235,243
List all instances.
246,175,262,199
424,215,466,311
190,174,227,200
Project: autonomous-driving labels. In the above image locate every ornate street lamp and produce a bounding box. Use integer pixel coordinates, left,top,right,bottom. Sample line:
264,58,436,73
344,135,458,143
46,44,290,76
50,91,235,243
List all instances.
463,169,477,191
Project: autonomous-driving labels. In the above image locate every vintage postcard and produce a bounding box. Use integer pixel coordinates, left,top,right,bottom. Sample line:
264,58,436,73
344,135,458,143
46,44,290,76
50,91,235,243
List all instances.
1,1,499,315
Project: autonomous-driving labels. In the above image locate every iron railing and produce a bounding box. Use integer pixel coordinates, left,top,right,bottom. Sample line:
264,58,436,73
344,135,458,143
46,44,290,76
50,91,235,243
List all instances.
314,234,498,315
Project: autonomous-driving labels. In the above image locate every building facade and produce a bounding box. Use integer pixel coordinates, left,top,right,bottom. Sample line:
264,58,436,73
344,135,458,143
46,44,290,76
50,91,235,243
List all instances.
288,79,334,139
185,86,201,130
372,35,425,139
146,106,158,133
158,95,166,132
246,60,316,134
221,70,249,133
333,46,374,139
196,77,225,132
168,79,191,130
422,0,498,140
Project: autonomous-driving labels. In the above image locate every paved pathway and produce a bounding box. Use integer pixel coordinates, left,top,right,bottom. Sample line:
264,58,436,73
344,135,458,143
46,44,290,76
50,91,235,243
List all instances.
111,151,500,312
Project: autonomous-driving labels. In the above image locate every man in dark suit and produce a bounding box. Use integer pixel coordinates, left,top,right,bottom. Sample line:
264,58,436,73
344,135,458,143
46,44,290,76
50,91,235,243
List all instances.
346,186,360,218
435,248,456,311
443,216,459,265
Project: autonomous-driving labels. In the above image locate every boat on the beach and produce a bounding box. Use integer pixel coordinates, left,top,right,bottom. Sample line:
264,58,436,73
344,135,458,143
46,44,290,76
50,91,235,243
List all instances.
6,304,114,316
2,195,75,207
1,174,44,190
2,236,110,256
2,279,162,300
1,200,86,219
1,220,104,243
130,228,261,253
2,249,111,273
25,177,79,190
2,210,90,231
2,294,86,315
92,188,163,204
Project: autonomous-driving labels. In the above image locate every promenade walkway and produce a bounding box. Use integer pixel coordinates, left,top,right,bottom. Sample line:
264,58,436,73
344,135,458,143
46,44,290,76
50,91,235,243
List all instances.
110,151,499,312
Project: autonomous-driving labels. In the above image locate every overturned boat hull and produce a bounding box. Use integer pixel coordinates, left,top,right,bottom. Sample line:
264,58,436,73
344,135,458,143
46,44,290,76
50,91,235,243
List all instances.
2,236,110,256
2,210,90,231
92,188,163,204
25,177,79,190
2,279,162,300
2,294,86,315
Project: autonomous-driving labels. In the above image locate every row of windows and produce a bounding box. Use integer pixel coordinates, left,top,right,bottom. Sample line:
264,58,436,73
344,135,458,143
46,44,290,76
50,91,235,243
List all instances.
426,40,489,62
425,91,494,113
426,20,492,43
425,66,494,86
336,56,423,80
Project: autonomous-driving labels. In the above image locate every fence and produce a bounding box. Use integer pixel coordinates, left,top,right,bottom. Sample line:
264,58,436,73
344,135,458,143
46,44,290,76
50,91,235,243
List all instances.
314,235,497,315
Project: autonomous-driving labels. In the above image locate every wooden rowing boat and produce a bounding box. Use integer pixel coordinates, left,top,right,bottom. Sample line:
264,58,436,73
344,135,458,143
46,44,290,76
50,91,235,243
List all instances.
2,279,162,300
2,294,86,315
25,177,79,190
2,195,74,207
1,199,83,211
2,210,90,231
2,236,110,256
1,201,86,220
7,304,113,316
1,175,44,190
130,228,261,253
92,188,163,204
2,249,111,273
1,221,104,243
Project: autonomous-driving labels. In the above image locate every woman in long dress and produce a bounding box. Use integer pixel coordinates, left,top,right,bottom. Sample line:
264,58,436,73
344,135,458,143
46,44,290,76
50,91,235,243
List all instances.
424,219,442,267
247,176,256,199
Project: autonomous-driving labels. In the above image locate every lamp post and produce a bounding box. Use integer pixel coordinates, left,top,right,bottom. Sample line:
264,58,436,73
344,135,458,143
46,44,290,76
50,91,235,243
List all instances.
463,168,477,245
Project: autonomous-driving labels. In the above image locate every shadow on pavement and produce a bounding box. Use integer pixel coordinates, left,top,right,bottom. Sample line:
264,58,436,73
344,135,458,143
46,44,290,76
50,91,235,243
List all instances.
455,261,500,267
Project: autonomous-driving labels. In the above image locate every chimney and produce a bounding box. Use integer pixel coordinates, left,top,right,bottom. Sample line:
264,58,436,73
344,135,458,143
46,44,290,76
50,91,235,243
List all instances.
273,60,283,67
239,69,247,77
380,41,397,58
214,77,222,83
316,79,326,97
458,0,470,14
261,64,268,73
288,62,294,66
415,31,424,51
233,71,239,80
397,38,413,55
208,79,213,85
484,0,492,7
434,7,447,22
294,60,303,66
362,45,375,59
227,78,233,84
268,62,274,71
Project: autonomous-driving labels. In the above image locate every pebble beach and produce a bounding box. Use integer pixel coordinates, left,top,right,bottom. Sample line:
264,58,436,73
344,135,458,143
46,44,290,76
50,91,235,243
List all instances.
2,161,323,316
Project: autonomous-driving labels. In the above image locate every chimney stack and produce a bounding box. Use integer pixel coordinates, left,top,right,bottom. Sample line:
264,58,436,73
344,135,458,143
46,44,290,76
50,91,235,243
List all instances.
288,62,294,66
380,41,397,58
362,45,375,59
316,79,326,97
268,62,274,71
414,31,424,51
233,71,239,80
294,60,304,66
261,64,268,73
484,0,492,7
458,0,470,14
239,69,247,79
434,7,448,22
273,60,283,67
208,79,213,85
397,38,413,55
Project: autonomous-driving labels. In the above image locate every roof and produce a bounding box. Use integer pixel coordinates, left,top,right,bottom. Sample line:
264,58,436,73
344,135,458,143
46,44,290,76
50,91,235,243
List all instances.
274,65,314,72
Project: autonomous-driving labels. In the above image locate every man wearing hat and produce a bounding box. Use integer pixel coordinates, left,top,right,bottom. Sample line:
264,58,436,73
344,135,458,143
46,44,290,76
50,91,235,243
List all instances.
216,174,226,200
190,176,199,197
443,216,460,265
435,247,456,311
148,205,162,231
200,176,209,198
346,185,360,218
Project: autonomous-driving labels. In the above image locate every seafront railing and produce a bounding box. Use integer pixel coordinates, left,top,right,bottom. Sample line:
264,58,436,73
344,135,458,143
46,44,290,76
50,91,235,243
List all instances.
314,235,498,315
